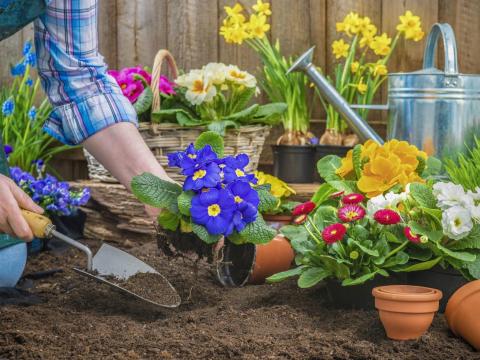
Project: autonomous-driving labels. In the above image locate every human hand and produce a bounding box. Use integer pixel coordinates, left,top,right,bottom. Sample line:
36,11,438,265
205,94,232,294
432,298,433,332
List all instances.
0,174,44,241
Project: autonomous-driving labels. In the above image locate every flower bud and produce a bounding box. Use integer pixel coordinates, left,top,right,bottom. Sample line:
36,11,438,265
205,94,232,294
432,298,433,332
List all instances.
420,235,429,244
350,251,359,260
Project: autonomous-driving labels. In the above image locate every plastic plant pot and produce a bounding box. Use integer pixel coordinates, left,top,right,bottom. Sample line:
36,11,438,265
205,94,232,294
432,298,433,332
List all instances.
445,280,480,350
372,285,443,341
216,235,295,286
263,214,292,232
314,145,352,182
272,145,315,183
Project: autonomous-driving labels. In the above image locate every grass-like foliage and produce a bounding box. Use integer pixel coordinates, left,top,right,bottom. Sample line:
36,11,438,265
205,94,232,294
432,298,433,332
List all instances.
445,138,480,191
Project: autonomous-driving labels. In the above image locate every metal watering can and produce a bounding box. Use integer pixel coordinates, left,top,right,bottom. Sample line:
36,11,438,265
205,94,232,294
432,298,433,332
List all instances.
288,23,480,157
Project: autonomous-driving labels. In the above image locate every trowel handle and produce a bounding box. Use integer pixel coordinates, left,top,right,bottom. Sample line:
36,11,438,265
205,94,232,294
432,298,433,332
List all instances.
21,210,55,238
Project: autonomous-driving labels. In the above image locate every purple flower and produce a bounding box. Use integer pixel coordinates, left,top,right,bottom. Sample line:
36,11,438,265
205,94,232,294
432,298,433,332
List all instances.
227,181,259,232
159,75,176,95
183,162,222,191
3,145,13,158
177,144,218,175
222,154,256,183
310,136,319,145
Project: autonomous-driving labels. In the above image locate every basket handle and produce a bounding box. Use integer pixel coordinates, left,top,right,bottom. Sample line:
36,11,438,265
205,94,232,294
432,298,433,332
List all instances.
151,49,179,113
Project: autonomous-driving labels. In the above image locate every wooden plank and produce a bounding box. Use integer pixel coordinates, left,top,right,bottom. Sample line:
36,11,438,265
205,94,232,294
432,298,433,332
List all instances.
98,0,118,69
167,0,218,71
116,0,136,68
0,31,23,85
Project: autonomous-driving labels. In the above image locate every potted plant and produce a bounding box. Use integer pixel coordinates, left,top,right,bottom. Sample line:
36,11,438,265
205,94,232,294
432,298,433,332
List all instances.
220,1,316,183
313,11,425,168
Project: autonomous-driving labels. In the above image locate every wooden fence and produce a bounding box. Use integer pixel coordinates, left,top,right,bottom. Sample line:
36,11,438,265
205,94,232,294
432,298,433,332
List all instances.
1,0,480,179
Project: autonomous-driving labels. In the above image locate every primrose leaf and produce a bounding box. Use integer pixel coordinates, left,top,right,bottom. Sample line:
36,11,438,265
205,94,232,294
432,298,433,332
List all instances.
251,103,287,125
410,183,437,209
257,185,279,213
207,120,238,136
311,183,335,205
415,156,426,175
435,243,477,262
223,104,259,122
194,131,224,157
352,144,363,179
133,87,153,115
192,223,222,244
465,256,480,279
297,267,330,288
395,257,442,272
449,224,480,250
424,156,443,177
158,210,180,231
177,191,194,216
350,239,379,257
131,173,181,213
317,155,342,181
342,271,378,286
240,215,276,244
266,266,305,283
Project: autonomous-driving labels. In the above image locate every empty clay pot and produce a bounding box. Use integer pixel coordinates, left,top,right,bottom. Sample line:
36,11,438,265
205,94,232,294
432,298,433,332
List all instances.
372,285,443,340
445,280,480,350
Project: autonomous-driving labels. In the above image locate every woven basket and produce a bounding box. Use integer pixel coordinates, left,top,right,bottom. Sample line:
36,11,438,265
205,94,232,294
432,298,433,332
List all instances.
84,49,270,183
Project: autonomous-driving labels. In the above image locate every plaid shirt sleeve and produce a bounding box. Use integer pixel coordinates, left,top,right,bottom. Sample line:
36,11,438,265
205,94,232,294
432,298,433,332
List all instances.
34,0,137,146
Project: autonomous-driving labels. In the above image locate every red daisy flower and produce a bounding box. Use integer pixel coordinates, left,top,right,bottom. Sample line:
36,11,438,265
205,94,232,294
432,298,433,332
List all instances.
292,201,316,216
322,223,347,244
338,204,366,222
342,193,365,204
404,227,421,243
374,209,401,225
330,191,345,198
293,214,308,225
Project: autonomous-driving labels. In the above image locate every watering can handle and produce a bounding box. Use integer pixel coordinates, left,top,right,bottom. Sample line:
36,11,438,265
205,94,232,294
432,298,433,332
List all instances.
423,23,459,75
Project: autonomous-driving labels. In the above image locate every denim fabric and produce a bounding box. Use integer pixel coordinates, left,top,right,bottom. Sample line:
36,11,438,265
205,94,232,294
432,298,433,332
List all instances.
0,242,27,287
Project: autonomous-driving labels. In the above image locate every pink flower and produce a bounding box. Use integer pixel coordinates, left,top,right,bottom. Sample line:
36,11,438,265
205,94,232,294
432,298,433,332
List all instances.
108,66,152,103
404,227,421,243
342,193,365,205
322,223,347,244
159,75,176,95
338,204,365,222
374,209,401,225
292,201,316,216
124,66,152,85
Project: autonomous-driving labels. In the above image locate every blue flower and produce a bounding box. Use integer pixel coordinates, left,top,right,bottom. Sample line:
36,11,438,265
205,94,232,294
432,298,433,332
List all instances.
28,106,37,120
222,154,256,183
183,161,221,191
32,159,45,175
179,144,218,174
3,145,13,158
191,188,236,236
10,62,26,77
22,41,32,55
24,52,36,67
2,98,14,116
227,181,259,232
310,136,319,145
25,78,33,87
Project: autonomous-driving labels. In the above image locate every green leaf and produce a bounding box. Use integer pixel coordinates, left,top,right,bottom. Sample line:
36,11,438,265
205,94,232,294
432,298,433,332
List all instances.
396,257,442,272
231,86,255,112
407,246,433,261
352,144,362,179
297,267,330,288
424,156,443,177
383,251,409,268
133,87,153,115
257,185,279,213
410,183,437,209
408,221,443,242
465,256,480,279
415,156,426,175
449,225,480,250
311,206,338,230
327,180,357,193
192,223,222,244
131,173,182,213
240,215,276,244
194,131,224,157
342,271,378,286
176,111,205,126
350,239,379,257
177,191,194,216
223,104,259,122
250,102,287,126
158,210,180,231
311,183,335,205
436,243,477,262
266,266,305,283
207,120,238,136
318,255,350,280
317,155,342,181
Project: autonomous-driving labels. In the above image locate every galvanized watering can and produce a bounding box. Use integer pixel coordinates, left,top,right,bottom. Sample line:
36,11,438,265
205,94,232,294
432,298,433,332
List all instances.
289,23,480,158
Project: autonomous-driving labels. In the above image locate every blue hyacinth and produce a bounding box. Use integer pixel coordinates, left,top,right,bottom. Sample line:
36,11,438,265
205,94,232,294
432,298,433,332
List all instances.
10,62,26,77
28,106,37,120
23,41,32,55
2,98,14,116
26,78,33,87
3,144,13,158
24,52,36,67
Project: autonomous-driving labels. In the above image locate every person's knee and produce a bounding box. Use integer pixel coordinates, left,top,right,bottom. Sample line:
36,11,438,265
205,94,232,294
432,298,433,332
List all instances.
0,243,27,287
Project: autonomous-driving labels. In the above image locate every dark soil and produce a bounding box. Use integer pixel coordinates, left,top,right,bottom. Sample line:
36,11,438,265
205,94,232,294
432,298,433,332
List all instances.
0,238,478,360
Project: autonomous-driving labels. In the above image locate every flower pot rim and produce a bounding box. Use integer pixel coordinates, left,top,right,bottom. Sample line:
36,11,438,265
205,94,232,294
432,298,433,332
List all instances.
373,285,442,302
262,213,292,222
315,144,353,150
445,280,480,334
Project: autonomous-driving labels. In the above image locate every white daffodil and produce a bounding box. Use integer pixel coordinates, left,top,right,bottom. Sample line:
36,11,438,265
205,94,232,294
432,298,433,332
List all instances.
176,69,217,105
203,63,227,85
225,65,257,88
441,205,473,240
433,182,473,210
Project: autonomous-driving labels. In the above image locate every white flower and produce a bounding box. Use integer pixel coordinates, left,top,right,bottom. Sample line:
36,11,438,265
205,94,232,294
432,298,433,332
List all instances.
203,63,227,85
225,65,257,88
404,183,412,195
470,205,480,223
433,182,473,210
176,69,217,105
467,187,480,202
367,192,405,217
441,206,473,240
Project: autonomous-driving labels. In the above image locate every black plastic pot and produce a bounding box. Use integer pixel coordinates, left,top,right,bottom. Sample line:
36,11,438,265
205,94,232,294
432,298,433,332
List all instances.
326,273,407,310
216,241,256,287
157,228,214,262
407,266,469,313
314,145,352,182
272,145,315,183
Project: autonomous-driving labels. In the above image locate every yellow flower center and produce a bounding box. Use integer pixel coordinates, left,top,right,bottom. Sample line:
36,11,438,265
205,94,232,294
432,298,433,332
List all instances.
454,218,462,227
235,169,245,177
234,195,243,203
188,154,197,159
331,230,337,235
229,70,246,80
208,204,221,217
193,169,207,180
345,211,359,220
192,80,205,94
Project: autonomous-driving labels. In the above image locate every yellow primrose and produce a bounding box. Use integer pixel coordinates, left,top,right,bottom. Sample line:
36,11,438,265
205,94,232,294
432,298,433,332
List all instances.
248,13,270,39
383,139,427,173
373,62,387,76
397,11,424,41
255,171,295,199
370,33,392,56
336,140,380,178
252,0,271,16
351,61,360,73
332,39,350,59
357,78,367,94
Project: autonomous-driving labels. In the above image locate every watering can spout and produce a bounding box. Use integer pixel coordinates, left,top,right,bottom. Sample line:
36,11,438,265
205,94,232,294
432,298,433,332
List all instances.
288,48,384,145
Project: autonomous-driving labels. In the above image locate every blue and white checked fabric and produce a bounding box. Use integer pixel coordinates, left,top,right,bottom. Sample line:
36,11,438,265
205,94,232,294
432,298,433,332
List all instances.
34,0,137,145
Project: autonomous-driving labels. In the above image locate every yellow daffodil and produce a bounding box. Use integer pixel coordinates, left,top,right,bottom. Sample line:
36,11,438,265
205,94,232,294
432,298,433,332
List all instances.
359,34,374,48
225,3,244,20
396,11,424,41
332,39,350,59
220,18,249,44
373,62,387,76
357,78,367,94
358,17,377,38
248,13,270,39
351,61,360,73
255,171,295,199
252,0,271,16
370,33,392,56
342,12,362,36
336,21,347,33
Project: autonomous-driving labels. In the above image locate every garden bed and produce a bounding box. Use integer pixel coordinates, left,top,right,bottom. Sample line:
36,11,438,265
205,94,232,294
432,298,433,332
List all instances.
0,238,476,360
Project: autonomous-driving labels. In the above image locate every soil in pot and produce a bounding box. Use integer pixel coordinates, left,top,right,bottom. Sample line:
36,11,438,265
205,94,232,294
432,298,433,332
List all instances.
272,145,315,183
445,280,480,350
326,272,407,310
407,266,468,313
373,285,442,341
314,145,352,182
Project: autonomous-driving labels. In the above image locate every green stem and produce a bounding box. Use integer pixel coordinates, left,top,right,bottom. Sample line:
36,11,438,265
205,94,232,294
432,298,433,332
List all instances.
385,240,409,260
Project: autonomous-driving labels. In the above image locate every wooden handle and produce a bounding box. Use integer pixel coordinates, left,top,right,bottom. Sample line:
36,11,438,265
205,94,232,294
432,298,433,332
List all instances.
21,210,53,238
151,49,179,113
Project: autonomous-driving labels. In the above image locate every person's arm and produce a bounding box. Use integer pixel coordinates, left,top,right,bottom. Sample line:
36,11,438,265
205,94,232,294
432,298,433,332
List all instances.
34,0,173,193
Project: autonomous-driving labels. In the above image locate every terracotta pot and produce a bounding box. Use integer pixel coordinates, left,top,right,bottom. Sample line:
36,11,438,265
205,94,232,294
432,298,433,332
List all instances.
372,285,442,340
263,214,292,232
445,280,480,350
216,235,295,286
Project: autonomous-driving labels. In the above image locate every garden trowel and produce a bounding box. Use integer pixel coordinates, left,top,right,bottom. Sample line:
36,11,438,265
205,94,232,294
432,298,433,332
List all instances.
21,210,181,308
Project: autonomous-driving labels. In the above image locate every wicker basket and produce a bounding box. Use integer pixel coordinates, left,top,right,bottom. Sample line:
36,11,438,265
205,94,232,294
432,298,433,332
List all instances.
84,49,270,183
